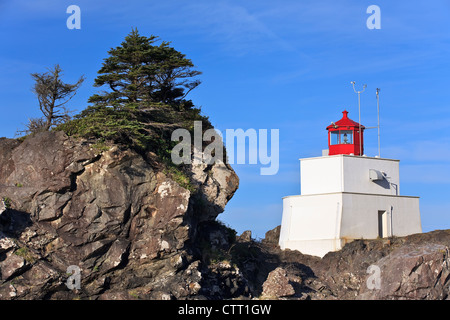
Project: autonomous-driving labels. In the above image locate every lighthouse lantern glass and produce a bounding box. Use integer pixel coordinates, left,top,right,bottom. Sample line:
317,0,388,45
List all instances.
340,130,352,144
330,130,353,145
330,131,339,145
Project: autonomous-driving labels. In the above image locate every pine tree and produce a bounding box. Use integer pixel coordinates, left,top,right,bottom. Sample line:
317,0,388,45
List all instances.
88,28,201,108
30,64,84,132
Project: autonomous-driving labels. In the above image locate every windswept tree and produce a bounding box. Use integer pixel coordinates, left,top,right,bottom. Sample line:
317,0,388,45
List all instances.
27,64,85,132
88,28,201,108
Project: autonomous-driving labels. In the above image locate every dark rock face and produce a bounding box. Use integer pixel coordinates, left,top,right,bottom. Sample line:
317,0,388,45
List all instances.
262,225,280,245
312,230,450,300
0,131,240,299
236,226,450,300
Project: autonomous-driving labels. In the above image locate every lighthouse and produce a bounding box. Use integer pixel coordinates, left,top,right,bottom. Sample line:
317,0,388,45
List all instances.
278,110,422,257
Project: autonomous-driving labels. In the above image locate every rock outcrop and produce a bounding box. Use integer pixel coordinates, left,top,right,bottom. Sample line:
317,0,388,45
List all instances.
0,131,240,299
261,267,295,299
327,231,450,300
234,227,450,300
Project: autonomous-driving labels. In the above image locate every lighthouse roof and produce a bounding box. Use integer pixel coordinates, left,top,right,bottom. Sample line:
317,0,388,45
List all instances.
326,110,364,130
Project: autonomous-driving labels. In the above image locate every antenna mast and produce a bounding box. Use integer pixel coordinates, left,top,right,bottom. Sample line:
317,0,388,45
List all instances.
376,88,381,158
351,81,367,156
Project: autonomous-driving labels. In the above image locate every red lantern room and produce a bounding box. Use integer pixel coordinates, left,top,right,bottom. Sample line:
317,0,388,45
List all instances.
326,110,365,156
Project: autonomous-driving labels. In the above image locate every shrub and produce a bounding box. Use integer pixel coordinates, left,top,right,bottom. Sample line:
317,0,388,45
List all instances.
57,105,150,152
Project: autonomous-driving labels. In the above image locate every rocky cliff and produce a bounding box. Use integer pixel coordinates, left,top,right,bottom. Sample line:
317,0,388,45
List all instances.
0,131,449,300
0,130,241,299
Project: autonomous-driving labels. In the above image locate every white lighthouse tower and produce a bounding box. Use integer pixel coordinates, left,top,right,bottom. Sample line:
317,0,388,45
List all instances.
278,110,422,257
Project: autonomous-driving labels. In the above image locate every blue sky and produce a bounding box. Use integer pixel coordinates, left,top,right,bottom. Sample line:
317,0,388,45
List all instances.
0,0,449,238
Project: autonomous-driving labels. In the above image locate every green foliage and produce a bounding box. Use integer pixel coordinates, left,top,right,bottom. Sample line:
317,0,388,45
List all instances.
91,141,110,152
57,105,151,152
2,197,11,209
15,247,36,263
53,30,216,194
55,101,212,195
89,28,201,108
163,166,196,193
128,290,140,299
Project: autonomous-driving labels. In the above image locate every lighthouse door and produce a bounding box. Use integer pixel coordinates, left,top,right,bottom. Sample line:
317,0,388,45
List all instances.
378,210,388,238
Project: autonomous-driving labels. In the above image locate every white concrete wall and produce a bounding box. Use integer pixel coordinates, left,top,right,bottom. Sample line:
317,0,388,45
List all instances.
342,156,400,196
390,196,422,236
339,193,422,239
280,193,342,241
279,193,343,257
279,192,422,257
300,156,343,195
300,155,400,196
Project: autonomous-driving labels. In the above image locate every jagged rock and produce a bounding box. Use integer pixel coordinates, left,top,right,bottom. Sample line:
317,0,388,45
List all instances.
100,239,130,273
238,230,252,242
0,138,20,183
98,291,130,300
261,267,295,298
0,131,239,300
0,232,16,253
227,227,450,300
358,243,450,300
190,162,239,222
262,225,280,245
309,230,450,300
0,200,6,216
0,251,27,280
200,260,250,299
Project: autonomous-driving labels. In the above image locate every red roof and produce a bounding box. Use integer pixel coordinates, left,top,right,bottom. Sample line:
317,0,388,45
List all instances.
326,110,364,130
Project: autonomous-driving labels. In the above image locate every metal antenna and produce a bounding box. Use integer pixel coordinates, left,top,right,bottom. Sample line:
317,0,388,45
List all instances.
376,88,381,158
350,81,367,156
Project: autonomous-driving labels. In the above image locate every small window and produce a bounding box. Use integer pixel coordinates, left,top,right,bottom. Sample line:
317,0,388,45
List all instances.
330,131,339,145
330,130,353,145
340,130,353,144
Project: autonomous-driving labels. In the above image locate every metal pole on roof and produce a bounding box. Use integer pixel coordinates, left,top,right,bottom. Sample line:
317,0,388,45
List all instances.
351,81,367,156
376,88,381,158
